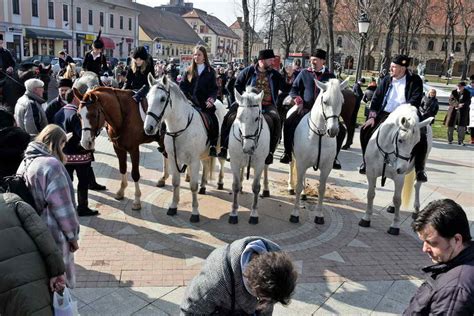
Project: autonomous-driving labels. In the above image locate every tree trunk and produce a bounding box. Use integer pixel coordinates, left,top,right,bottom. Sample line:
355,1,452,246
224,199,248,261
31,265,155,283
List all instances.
325,0,335,72
242,0,250,65
381,0,403,73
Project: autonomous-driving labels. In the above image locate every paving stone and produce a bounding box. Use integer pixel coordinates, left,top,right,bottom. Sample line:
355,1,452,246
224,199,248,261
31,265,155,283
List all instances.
373,296,407,314
127,286,178,303
320,251,345,263
383,280,423,304
151,286,186,315
87,288,149,314
347,238,370,248
133,304,170,316
71,287,117,304
116,225,139,235
77,304,99,316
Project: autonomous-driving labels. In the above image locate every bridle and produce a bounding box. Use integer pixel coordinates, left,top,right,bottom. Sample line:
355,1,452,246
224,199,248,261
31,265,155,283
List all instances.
80,98,103,138
233,103,263,148
307,94,340,136
146,84,172,125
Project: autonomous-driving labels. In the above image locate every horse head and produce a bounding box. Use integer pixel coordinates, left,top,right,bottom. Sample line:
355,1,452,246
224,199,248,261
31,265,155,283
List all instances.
73,87,104,150
314,78,348,137
235,86,264,155
144,73,171,135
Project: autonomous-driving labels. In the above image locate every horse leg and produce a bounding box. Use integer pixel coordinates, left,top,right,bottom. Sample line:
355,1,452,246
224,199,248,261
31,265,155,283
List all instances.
114,147,128,200
359,175,376,228
288,160,295,195
129,148,142,211
239,167,244,193
229,171,240,224
217,157,225,190
412,180,423,219
199,159,208,195
189,161,201,222
388,178,403,235
290,163,305,223
249,167,263,224
157,156,169,187
260,165,270,198
314,166,331,225
301,174,307,201
167,157,181,216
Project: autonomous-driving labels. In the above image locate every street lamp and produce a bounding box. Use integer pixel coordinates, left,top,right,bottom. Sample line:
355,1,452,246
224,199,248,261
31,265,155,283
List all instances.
355,12,370,82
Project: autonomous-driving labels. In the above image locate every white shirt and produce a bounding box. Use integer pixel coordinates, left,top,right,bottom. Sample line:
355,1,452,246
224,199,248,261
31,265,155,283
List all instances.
384,75,407,113
197,64,205,76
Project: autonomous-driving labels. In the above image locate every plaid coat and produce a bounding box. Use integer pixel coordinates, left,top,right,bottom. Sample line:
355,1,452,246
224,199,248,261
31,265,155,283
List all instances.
17,141,79,287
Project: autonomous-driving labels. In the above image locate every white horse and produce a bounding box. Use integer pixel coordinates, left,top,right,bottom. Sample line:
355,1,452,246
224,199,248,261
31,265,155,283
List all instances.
144,74,226,222
228,87,270,225
289,78,349,224
358,104,433,235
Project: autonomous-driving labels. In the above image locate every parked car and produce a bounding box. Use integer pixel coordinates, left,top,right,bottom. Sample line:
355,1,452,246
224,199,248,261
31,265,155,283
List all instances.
21,55,55,66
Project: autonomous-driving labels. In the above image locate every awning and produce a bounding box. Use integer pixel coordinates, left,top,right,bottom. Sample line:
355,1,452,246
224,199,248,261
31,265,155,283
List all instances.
24,28,71,40
100,36,115,49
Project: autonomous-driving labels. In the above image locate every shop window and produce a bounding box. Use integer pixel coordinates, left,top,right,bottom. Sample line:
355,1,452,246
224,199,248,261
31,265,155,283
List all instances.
32,39,39,55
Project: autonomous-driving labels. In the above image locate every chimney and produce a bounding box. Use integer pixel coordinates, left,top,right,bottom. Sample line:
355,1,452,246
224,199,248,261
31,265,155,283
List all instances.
237,17,242,23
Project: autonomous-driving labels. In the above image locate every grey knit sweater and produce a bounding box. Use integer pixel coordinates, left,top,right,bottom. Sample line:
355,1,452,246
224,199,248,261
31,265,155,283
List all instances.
180,237,281,315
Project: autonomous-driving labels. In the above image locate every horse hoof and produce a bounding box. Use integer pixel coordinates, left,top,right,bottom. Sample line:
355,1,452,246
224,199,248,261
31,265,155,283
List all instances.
358,219,371,227
248,216,259,225
156,179,166,187
314,216,325,225
387,227,400,235
217,183,224,190
132,203,141,211
167,208,177,216
260,190,270,198
114,194,124,201
190,214,200,223
289,215,299,223
387,206,395,214
288,189,295,195
301,194,307,201
228,216,238,224
198,187,206,195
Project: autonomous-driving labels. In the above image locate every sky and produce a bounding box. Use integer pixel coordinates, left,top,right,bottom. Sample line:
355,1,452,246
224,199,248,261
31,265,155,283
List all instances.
136,0,264,30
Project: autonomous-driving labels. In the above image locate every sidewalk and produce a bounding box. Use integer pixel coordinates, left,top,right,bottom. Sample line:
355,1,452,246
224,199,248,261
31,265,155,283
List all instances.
72,130,474,315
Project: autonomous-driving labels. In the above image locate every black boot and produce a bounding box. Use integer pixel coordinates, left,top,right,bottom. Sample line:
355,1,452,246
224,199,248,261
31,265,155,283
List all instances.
333,158,342,170
280,153,291,164
359,163,366,174
416,170,428,182
209,146,217,157
265,152,273,165
88,167,107,191
77,189,99,217
218,147,227,159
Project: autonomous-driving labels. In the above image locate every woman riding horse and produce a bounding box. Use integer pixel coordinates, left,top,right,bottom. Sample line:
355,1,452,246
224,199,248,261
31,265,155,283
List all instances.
179,45,219,157
82,30,109,82
124,46,154,104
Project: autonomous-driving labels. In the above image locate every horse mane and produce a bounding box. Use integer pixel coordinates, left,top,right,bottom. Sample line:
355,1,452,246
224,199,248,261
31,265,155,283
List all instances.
162,79,191,105
244,86,260,95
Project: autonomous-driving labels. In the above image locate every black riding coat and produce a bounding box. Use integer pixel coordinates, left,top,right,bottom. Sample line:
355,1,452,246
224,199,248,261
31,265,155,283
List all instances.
179,66,218,112
82,51,108,76
45,96,66,124
369,71,424,115
124,63,154,90
0,47,15,70
59,56,74,69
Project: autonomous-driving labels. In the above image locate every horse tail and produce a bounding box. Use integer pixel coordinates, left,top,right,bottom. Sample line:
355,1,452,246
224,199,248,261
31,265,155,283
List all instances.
401,170,415,209
209,157,216,181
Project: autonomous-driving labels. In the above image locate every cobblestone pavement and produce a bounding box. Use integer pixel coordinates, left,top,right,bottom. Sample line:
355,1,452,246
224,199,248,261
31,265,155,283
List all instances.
71,128,473,315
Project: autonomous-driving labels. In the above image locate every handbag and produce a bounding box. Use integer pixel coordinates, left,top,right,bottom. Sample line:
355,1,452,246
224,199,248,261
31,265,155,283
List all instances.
53,287,79,316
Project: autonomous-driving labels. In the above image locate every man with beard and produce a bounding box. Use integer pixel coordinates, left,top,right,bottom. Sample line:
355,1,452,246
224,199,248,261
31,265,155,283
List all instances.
218,49,284,164
45,78,73,124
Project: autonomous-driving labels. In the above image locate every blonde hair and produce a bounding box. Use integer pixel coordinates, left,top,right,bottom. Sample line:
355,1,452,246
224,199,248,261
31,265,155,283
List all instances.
131,58,148,74
428,89,437,97
35,124,67,163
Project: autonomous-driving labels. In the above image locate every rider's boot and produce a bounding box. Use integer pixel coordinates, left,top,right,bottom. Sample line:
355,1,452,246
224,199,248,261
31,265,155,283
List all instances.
265,152,273,165
280,152,291,164
209,146,217,157
333,158,342,170
416,170,428,182
218,147,227,159
358,163,366,174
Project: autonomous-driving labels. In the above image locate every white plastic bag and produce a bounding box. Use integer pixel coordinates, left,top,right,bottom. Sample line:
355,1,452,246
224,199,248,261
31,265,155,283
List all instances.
53,287,79,316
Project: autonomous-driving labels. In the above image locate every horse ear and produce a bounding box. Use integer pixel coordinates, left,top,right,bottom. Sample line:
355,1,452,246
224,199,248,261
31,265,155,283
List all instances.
340,77,350,90
161,74,169,88
418,117,433,128
73,87,83,100
235,89,242,104
315,79,327,91
147,73,156,87
257,91,264,105
400,116,411,129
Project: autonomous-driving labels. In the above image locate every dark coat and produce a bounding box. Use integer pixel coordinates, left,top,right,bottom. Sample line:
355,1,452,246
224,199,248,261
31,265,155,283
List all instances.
124,63,154,90
0,47,15,71
82,51,108,76
363,86,377,103
404,242,474,315
45,96,66,124
290,67,336,108
225,76,236,104
179,65,218,112
54,104,88,157
446,89,471,127
419,95,439,122
58,55,74,69
369,71,424,115
0,126,30,178
235,64,284,108
0,193,65,316
353,82,364,102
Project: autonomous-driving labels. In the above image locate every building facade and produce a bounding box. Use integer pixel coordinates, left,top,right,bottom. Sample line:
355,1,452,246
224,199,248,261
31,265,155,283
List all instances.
229,17,265,62
0,0,139,61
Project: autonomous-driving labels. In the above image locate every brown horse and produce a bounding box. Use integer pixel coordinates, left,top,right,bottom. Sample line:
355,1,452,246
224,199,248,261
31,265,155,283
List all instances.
73,86,157,210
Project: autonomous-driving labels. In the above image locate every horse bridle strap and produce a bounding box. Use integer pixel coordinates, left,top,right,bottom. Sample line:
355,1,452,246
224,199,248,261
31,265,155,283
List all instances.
307,95,340,136
233,110,263,148
80,99,103,137
146,85,172,124
166,113,194,174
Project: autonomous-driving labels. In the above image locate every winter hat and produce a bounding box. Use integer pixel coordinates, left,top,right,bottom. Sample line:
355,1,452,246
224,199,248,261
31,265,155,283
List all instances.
58,78,73,88
392,55,410,67
312,49,327,60
93,29,104,49
132,46,148,60
258,49,276,60
24,79,44,93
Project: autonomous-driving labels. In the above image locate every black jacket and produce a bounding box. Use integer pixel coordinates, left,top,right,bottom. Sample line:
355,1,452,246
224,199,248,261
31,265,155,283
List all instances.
353,82,364,102
53,104,87,156
180,66,218,111
370,71,424,114
58,55,74,69
0,47,15,70
82,51,108,76
419,95,439,122
45,96,66,124
124,62,154,90
0,127,30,179
290,67,335,108
404,242,474,315
235,64,284,108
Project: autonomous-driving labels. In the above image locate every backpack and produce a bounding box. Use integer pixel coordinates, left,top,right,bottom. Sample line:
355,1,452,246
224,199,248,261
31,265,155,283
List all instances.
0,158,40,215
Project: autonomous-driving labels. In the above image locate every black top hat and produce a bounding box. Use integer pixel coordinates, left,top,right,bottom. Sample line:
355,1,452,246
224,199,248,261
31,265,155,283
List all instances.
392,55,410,67
58,78,73,88
132,46,148,60
458,81,466,87
312,49,327,60
258,49,276,60
93,29,104,49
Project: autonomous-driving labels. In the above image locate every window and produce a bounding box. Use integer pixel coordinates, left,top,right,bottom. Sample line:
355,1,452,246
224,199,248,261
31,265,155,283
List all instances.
336,37,342,48
129,18,132,31
12,0,20,14
455,42,462,52
63,4,68,22
76,7,81,24
119,16,123,29
441,41,447,51
200,25,206,33
427,40,434,51
100,12,104,27
411,39,418,50
32,0,38,17
88,10,93,25
110,14,114,28
48,1,54,19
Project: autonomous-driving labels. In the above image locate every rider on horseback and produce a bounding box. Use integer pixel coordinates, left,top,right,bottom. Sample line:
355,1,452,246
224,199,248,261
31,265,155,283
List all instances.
82,30,109,82
218,49,283,165
125,46,154,104
179,45,219,157
57,50,74,77
359,54,428,182
280,49,343,166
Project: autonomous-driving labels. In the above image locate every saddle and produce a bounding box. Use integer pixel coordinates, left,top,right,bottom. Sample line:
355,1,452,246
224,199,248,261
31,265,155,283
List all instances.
195,108,217,143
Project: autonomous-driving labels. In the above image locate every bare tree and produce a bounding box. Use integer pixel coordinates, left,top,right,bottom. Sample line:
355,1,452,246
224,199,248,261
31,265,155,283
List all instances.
299,0,322,55
242,0,250,65
396,0,432,57
274,1,298,58
324,0,337,72
381,0,404,72
248,0,261,58
457,0,474,80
